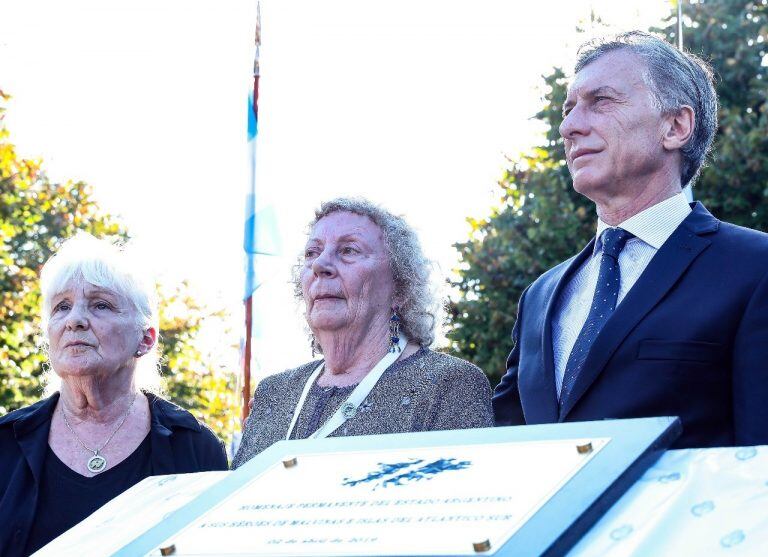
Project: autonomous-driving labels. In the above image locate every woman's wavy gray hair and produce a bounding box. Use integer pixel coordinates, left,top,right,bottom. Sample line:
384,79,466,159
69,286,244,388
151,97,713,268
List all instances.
296,198,437,348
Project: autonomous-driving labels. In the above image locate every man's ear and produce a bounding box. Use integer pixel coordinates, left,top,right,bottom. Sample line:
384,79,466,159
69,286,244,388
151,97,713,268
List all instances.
662,105,695,151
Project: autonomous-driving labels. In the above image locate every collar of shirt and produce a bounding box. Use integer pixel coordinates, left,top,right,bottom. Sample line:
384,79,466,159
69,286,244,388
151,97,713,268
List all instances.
594,191,692,253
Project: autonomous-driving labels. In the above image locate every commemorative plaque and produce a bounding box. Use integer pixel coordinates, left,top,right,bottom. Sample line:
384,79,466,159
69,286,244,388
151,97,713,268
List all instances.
38,417,680,557
151,438,608,556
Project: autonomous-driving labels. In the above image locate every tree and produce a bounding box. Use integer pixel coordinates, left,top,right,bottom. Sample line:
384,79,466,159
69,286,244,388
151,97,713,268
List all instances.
446,0,768,385
660,1,768,229
446,70,593,385
159,282,238,445
0,90,126,412
0,91,237,443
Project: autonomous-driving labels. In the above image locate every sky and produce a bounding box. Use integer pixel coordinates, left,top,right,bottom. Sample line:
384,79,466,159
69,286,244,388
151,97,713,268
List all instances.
0,0,670,390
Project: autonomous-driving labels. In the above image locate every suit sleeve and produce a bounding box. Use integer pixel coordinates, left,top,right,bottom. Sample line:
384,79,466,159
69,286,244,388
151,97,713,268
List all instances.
732,268,768,445
492,286,529,426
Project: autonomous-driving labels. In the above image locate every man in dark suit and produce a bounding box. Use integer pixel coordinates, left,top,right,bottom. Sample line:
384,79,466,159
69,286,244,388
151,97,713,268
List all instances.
493,31,768,448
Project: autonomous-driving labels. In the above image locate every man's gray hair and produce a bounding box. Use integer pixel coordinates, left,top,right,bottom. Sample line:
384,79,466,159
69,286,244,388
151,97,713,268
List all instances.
297,197,437,348
575,30,718,186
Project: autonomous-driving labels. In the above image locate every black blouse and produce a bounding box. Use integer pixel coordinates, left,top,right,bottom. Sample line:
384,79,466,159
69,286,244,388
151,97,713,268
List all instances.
23,434,152,555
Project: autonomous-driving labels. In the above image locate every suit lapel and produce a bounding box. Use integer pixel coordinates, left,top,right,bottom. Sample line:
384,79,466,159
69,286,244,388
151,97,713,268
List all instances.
524,240,595,424
558,203,718,420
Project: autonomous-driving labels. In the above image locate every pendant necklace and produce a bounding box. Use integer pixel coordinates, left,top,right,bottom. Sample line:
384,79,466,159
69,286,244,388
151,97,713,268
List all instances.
60,392,138,474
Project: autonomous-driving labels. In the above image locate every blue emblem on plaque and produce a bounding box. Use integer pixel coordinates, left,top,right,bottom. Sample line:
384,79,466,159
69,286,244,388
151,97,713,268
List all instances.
609,524,633,541
690,500,715,517
342,458,471,490
735,447,757,461
720,529,745,548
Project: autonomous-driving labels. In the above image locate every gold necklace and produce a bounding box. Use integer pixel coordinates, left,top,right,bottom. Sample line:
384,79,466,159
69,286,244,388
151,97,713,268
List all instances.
60,392,138,474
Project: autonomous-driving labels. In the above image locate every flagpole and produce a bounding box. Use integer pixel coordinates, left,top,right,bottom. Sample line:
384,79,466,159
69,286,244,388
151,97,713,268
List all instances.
243,299,253,422
676,1,693,201
242,2,261,424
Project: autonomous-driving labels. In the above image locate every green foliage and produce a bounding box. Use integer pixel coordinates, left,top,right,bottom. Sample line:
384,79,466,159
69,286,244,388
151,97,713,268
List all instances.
0,91,236,444
0,90,126,412
447,0,768,385
447,71,594,385
159,282,238,445
657,1,768,229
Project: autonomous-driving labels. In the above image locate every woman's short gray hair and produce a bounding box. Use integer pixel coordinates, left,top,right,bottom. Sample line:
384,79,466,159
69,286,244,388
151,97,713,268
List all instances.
39,232,162,394
297,198,437,347
575,30,718,187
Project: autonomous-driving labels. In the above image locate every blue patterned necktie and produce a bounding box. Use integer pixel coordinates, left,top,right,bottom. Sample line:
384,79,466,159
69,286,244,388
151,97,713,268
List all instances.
559,227,634,408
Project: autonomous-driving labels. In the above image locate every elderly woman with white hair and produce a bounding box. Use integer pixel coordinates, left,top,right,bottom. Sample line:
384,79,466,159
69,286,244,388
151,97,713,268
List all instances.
0,234,227,557
233,198,493,467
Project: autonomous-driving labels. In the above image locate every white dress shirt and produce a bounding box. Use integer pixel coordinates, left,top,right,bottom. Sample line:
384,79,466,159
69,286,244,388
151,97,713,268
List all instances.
552,192,693,396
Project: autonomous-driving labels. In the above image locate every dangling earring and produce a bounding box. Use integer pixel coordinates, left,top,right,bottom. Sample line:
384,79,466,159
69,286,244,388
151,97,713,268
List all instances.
389,307,401,353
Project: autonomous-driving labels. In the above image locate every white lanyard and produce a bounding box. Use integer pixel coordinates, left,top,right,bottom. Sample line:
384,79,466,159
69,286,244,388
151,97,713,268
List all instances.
285,335,408,441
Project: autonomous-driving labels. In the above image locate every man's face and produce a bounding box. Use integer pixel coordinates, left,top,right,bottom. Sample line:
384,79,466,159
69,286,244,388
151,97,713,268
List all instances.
559,50,669,204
